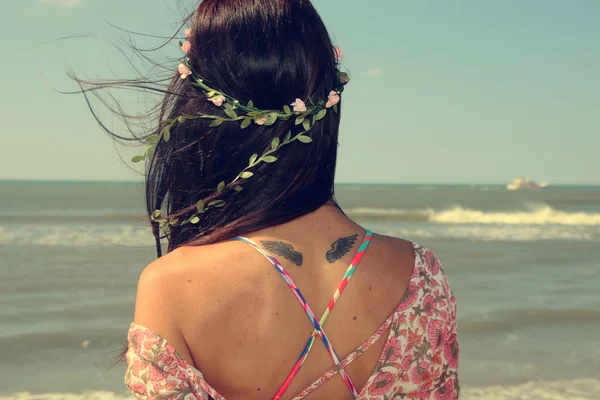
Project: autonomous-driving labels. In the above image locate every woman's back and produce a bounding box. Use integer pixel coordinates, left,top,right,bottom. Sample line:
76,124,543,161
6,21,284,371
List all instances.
126,207,459,399
79,1,460,397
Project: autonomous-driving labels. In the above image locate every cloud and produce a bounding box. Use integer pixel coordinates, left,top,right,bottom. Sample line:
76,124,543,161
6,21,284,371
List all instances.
39,0,82,8
367,68,384,77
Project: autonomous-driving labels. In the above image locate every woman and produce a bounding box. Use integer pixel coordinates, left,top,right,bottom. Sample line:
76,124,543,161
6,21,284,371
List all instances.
112,1,459,399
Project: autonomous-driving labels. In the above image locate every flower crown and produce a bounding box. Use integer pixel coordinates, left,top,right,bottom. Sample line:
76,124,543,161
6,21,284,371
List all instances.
134,28,349,231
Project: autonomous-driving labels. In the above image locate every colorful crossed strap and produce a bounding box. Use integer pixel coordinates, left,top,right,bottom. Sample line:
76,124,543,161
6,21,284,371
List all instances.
234,230,373,400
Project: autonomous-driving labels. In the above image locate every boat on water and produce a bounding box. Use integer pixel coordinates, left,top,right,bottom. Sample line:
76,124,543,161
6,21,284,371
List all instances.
507,178,549,191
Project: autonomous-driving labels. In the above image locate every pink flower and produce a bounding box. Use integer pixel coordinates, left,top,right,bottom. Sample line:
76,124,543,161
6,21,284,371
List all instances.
325,90,340,108
255,117,267,125
148,365,168,381
291,98,307,113
444,335,459,369
410,361,429,384
382,336,402,362
426,250,440,274
333,46,344,61
162,355,176,368
422,294,436,316
397,282,419,312
185,28,192,39
181,41,192,54
208,95,226,107
407,329,423,348
165,380,178,391
427,319,446,349
129,361,146,378
368,372,395,395
128,383,147,396
400,354,413,370
178,63,191,79
435,378,456,400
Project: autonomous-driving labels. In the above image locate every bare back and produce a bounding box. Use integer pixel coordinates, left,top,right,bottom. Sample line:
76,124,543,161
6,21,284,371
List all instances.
132,206,416,399
128,204,462,400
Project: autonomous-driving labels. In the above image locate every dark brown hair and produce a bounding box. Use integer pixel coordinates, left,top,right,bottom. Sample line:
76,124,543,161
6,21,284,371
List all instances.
80,0,343,257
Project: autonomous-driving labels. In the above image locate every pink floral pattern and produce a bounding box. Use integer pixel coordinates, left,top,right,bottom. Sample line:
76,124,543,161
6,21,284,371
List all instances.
125,243,459,400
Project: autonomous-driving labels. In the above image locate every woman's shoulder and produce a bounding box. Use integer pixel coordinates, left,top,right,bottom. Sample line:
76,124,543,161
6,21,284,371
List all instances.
372,233,455,313
131,240,255,361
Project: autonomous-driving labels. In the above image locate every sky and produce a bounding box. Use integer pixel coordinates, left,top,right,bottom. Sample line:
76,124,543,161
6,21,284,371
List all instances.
1,0,599,184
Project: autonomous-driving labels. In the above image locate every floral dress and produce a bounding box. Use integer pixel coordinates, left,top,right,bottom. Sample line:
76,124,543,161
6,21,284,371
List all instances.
125,241,459,400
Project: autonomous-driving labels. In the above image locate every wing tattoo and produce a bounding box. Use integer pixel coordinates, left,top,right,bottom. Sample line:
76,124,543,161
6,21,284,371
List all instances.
326,234,359,263
261,241,304,267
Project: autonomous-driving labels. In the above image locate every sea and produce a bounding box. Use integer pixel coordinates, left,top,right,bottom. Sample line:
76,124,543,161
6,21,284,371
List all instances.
1,181,599,399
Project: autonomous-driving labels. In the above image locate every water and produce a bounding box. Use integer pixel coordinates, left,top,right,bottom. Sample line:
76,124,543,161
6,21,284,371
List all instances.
1,181,599,399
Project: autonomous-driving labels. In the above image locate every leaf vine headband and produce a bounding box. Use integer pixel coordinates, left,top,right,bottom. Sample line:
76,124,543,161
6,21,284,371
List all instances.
135,28,350,230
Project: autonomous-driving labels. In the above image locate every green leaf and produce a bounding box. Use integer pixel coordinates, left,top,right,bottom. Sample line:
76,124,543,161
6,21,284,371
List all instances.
190,216,200,224
169,218,179,226
271,137,280,150
224,108,237,119
217,181,226,193
283,105,292,114
247,100,254,108
234,185,244,192
333,104,339,114
284,131,292,143
315,109,327,121
145,135,160,144
295,116,305,125
208,200,227,208
240,171,254,179
131,155,145,163
206,90,216,98
265,113,278,126
249,153,258,165
302,119,311,131
152,210,162,219
297,135,313,144
262,156,278,163
241,118,252,129
162,125,172,142
210,119,224,127
196,200,205,212
179,40,183,48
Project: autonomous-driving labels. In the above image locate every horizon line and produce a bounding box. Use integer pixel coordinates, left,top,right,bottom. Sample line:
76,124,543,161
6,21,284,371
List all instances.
1,178,599,187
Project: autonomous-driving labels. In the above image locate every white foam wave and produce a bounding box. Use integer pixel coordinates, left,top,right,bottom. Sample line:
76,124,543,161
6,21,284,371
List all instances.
348,205,600,226
2,378,599,400
2,205,599,246
432,206,600,226
380,225,595,242
462,377,600,400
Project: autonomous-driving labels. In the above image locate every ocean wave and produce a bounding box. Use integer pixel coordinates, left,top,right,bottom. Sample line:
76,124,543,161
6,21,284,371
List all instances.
462,378,600,400
460,308,600,335
1,222,597,247
1,205,599,247
2,378,600,400
0,225,154,247
348,205,600,226
378,225,597,242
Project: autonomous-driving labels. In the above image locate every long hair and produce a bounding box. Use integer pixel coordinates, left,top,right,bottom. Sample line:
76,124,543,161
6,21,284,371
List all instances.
79,0,342,257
